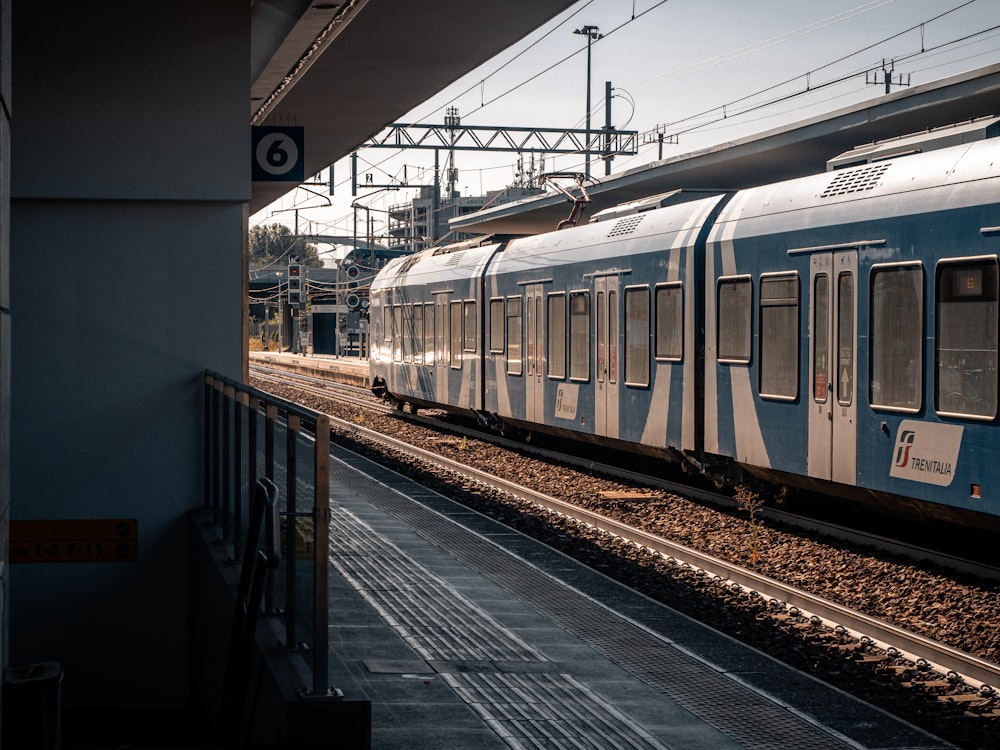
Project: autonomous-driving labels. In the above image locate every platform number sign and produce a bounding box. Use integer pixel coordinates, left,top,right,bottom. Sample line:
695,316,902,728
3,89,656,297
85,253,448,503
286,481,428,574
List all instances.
252,126,305,182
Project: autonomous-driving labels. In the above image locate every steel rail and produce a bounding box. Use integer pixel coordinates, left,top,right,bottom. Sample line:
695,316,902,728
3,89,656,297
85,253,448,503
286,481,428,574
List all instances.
252,366,1000,689
290,397,1000,692
251,364,1000,582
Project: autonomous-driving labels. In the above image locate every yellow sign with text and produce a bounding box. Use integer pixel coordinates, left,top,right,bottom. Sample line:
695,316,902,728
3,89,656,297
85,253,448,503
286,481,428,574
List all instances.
10,519,137,563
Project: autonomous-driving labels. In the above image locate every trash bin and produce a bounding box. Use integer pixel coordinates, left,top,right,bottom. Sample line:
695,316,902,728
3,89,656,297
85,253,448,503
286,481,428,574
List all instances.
3,662,62,749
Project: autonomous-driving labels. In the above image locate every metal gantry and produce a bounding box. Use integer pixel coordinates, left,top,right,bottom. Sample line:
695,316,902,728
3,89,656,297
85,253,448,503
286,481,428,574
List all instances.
361,122,638,157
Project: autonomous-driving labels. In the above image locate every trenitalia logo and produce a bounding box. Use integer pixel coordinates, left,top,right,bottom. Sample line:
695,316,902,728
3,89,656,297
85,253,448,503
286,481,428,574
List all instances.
889,420,963,487
894,430,916,467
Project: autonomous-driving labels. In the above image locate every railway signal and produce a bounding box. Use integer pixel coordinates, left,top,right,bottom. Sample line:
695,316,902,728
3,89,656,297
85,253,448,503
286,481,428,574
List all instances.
287,262,302,307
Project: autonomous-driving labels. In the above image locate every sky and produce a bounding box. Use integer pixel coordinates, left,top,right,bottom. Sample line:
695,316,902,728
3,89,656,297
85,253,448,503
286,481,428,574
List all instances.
250,0,1000,265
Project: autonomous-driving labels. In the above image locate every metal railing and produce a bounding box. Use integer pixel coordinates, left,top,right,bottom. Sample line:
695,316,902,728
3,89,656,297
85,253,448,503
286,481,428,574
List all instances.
204,371,331,697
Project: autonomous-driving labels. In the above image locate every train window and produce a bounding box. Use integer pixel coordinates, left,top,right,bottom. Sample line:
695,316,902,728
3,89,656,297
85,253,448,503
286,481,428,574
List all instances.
625,286,650,387
609,291,618,385
870,264,923,410
506,296,523,375
413,303,424,364
717,277,752,363
489,298,504,353
463,300,477,352
759,274,798,399
935,258,998,419
655,283,683,361
450,301,463,369
402,304,413,363
569,291,591,381
392,305,402,362
424,303,434,365
547,293,566,379
837,273,854,406
597,291,605,384
813,275,829,402
383,306,391,345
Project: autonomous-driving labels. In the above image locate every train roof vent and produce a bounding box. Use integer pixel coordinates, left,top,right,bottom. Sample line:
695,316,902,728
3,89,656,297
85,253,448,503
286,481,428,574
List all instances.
820,162,891,198
444,251,466,267
606,214,646,237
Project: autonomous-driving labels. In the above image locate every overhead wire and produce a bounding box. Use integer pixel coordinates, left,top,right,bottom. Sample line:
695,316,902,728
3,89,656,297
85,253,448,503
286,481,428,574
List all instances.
654,1,985,136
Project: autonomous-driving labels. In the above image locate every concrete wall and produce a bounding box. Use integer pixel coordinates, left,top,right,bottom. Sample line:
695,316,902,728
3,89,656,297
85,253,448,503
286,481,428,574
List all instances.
8,0,248,729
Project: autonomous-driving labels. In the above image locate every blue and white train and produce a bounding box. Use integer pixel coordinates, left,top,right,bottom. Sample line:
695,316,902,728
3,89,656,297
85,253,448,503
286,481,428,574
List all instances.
369,125,1000,530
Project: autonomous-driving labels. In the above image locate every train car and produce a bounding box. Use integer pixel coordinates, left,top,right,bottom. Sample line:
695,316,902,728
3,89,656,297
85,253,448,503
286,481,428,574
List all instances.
370,123,1000,529
481,190,729,461
704,133,1000,525
369,238,505,416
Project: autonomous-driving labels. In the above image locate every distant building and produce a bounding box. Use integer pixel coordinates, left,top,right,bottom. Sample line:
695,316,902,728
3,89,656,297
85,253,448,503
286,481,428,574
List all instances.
387,185,543,253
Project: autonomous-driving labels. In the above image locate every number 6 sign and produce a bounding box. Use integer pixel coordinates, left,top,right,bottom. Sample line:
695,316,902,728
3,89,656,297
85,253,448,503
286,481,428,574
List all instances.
252,126,305,182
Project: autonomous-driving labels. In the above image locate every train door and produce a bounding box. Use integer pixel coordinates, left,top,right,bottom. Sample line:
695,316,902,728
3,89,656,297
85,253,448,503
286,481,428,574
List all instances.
525,284,545,422
435,293,449,401
808,251,858,484
595,275,620,439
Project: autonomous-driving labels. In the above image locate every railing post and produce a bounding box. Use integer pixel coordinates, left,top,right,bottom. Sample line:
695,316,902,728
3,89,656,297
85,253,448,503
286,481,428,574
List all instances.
204,374,213,509
264,403,277,483
240,395,260,562
212,379,225,518
312,415,331,695
233,390,245,553
284,414,300,648
263,403,278,612
222,384,233,540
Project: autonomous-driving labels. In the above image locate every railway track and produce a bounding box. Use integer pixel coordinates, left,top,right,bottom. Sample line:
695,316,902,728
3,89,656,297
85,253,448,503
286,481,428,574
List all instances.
255,373,1000,750
250,364,998,580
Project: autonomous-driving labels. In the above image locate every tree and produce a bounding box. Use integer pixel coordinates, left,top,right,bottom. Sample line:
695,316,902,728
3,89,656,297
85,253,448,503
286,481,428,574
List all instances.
249,224,322,267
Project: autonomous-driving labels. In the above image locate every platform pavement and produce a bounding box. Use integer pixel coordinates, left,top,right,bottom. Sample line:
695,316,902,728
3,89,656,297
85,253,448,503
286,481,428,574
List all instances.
317,436,955,750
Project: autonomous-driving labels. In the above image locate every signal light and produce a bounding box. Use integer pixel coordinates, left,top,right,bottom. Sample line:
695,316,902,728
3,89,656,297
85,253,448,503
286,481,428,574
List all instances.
287,263,302,307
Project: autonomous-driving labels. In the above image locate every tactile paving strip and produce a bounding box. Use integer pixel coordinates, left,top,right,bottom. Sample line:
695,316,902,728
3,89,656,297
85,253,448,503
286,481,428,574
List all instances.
442,672,672,750
329,504,544,663
332,460,859,750
328,501,678,748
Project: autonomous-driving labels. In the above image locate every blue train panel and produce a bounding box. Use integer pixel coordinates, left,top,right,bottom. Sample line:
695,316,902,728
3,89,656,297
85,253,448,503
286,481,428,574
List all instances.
369,240,503,415
705,138,1000,519
483,192,729,458
369,127,1000,528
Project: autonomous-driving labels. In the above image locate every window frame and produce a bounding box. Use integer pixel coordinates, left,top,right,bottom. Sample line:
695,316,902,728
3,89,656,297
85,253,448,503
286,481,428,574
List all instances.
506,295,523,376
934,255,999,420
423,302,435,365
391,304,402,362
716,275,753,364
449,300,463,369
624,284,651,388
402,303,413,363
412,302,424,364
547,292,567,380
489,297,504,354
654,282,683,362
463,300,477,353
569,290,591,382
757,272,799,401
868,262,924,412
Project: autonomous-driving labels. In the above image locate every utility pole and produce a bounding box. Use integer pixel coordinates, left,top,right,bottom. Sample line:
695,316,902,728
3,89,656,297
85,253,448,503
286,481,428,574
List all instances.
604,81,612,176
866,58,910,94
573,24,602,179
